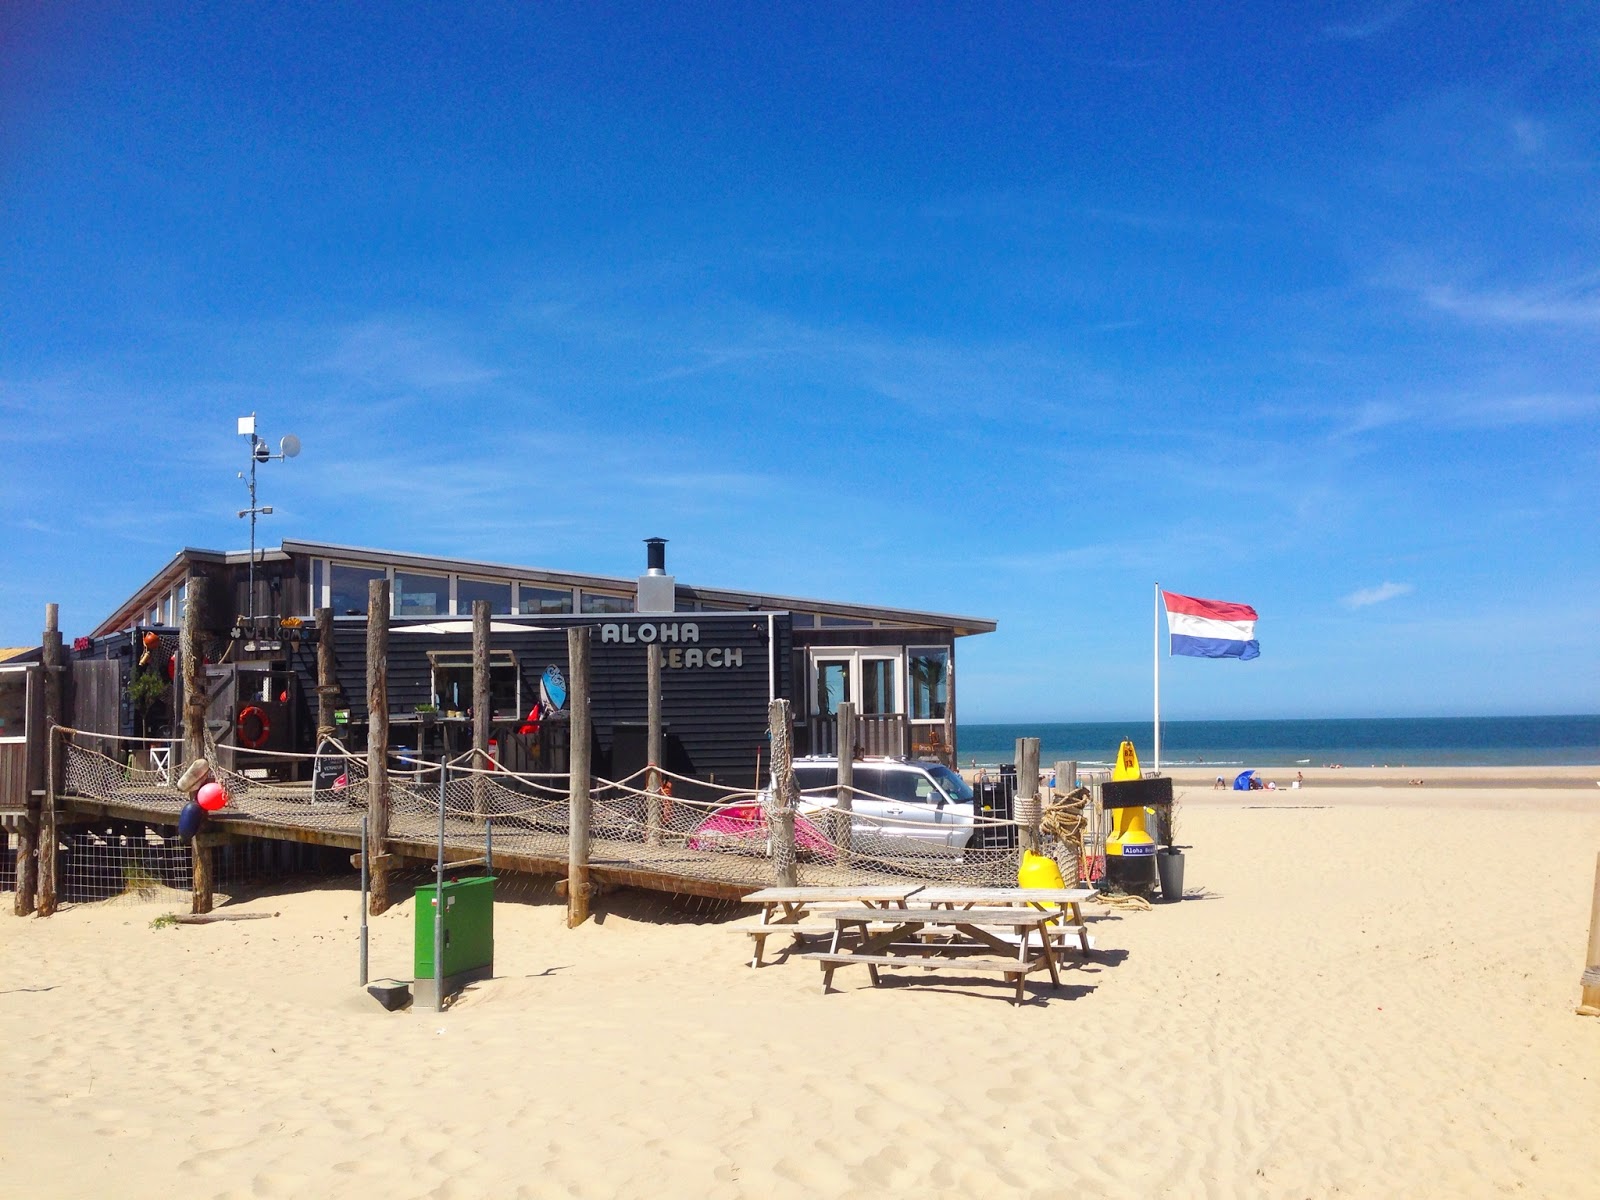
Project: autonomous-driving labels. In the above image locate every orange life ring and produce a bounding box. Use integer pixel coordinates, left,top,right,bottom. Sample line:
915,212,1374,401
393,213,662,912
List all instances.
237,705,270,749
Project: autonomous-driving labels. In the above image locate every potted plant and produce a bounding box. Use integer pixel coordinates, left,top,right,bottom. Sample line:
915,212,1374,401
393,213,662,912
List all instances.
1156,794,1185,902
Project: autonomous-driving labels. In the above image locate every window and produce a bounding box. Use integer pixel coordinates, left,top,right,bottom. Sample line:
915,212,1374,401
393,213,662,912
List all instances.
581,592,633,614
395,571,448,616
309,560,324,612
428,650,519,717
518,584,573,615
456,577,512,615
814,660,850,718
861,658,896,716
177,581,188,622
907,647,949,721
0,670,27,742
331,564,386,615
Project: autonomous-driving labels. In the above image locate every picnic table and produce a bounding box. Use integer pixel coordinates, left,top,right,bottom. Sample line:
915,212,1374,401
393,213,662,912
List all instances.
738,885,924,967
803,906,1062,1006
915,886,1097,956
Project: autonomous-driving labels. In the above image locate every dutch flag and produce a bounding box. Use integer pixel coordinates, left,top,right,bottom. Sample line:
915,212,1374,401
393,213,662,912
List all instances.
1162,591,1260,660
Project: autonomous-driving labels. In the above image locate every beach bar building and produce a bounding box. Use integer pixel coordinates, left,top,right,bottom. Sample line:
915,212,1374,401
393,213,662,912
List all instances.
53,538,995,797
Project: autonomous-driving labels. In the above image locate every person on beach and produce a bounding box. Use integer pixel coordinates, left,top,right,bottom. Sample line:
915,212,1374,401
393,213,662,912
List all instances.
1214,775,1225,789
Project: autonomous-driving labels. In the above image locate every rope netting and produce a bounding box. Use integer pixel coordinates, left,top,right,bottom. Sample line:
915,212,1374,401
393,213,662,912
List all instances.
56,729,1094,893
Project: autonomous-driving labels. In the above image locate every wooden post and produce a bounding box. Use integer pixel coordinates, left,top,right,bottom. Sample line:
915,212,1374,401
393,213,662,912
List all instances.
943,650,957,767
366,579,392,916
315,606,336,741
646,642,663,846
1578,852,1600,1017
472,599,490,823
1016,737,1041,853
834,701,855,858
768,699,798,888
40,728,59,917
191,835,215,915
566,626,592,927
36,604,63,917
181,574,206,767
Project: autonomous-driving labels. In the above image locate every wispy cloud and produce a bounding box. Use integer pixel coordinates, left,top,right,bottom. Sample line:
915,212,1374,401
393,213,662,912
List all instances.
1321,2,1419,42
1344,581,1414,608
1422,279,1600,327
313,319,502,392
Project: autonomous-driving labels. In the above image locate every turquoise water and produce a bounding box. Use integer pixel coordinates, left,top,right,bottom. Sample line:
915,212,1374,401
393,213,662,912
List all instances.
955,716,1600,769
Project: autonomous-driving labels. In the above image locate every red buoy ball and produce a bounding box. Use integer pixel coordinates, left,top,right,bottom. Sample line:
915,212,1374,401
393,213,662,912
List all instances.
197,781,229,812
143,631,160,649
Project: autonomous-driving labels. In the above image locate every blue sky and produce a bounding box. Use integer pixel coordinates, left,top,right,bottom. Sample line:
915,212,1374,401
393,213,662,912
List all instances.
2,3,1596,722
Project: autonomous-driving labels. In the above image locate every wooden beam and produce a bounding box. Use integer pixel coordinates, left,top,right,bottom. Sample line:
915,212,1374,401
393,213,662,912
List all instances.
181,574,206,767
472,599,490,821
1578,852,1600,1017
315,606,336,742
1016,737,1041,853
566,625,592,927
768,698,797,888
646,642,663,846
834,701,855,859
366,579,392,916
191,836,214,915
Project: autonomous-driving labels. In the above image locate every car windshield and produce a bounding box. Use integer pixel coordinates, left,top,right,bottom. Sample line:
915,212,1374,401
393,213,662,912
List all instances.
925,764,973,802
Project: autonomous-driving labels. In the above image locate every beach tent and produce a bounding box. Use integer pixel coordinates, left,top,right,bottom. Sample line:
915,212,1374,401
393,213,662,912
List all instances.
1232,770,1257,791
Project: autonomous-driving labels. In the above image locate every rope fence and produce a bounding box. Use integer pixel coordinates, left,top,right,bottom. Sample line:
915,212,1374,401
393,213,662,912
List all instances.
50,727,1104,896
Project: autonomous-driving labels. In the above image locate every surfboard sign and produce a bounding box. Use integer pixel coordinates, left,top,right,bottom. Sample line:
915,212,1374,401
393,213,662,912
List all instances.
540,665,567,711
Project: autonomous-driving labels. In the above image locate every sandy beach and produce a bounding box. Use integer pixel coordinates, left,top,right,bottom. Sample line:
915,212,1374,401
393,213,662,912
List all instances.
4,774,1599,1199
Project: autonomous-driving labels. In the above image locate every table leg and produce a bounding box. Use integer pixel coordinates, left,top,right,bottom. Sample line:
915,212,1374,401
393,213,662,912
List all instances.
1038,927,1061,988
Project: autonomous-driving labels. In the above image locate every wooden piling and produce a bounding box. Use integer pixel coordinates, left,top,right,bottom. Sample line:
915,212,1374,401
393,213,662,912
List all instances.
36,604,63,917
366,579,392,916
834,701,855,858
191,834,215,915
472,599,490,822
768,699,798,888
566,626,592,927
1578,852,1600,1017
646,642,663,846
1016,737,1041,853
315,606,336,741
181,575,206,767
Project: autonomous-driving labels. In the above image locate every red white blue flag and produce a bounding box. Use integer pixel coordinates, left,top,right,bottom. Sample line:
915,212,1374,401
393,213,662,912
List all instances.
1162,591,1260,660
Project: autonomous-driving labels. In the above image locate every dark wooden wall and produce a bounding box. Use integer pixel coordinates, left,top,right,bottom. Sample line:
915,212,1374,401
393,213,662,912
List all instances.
289,614,794,790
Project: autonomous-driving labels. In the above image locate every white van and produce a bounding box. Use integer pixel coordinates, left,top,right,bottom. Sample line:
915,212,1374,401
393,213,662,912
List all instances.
790,756,977,855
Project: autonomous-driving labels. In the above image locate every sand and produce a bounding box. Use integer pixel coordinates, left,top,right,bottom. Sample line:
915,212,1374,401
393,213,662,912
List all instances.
4,776,1599,1199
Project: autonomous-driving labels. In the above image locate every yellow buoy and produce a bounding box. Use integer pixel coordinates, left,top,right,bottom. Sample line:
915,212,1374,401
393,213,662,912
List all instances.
1104,739,1157,893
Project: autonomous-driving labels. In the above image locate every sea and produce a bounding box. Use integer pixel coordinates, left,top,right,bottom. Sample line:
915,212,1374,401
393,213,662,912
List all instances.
955,715,1600,770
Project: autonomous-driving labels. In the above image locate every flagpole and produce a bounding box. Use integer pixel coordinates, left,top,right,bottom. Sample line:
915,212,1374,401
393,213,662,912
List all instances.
1153,582,1162,775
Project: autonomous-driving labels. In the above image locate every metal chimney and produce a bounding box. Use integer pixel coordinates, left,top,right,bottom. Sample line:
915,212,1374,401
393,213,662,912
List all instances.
644,537,668,574
637,537,675,613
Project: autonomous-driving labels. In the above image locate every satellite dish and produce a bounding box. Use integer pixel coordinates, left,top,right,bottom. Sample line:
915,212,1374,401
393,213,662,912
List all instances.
280,434,302,458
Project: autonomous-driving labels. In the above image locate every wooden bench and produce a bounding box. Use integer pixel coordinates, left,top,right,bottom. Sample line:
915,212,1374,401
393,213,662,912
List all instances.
802,952,1053,1006
739,885,923,967
810,906,1063,1006
916,886,1097,956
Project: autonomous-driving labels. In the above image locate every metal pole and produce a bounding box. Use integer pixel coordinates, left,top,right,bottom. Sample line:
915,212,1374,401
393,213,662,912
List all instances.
1153,582,1162,775
247,437,258,626
359,814,369,986
434,758,447,1009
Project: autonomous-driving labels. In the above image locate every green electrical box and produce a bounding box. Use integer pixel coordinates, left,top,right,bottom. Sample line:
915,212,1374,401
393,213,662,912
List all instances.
414,875,496,1007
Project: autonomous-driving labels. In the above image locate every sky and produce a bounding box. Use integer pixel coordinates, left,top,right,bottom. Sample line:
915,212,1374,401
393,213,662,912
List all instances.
2,3,1597,723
